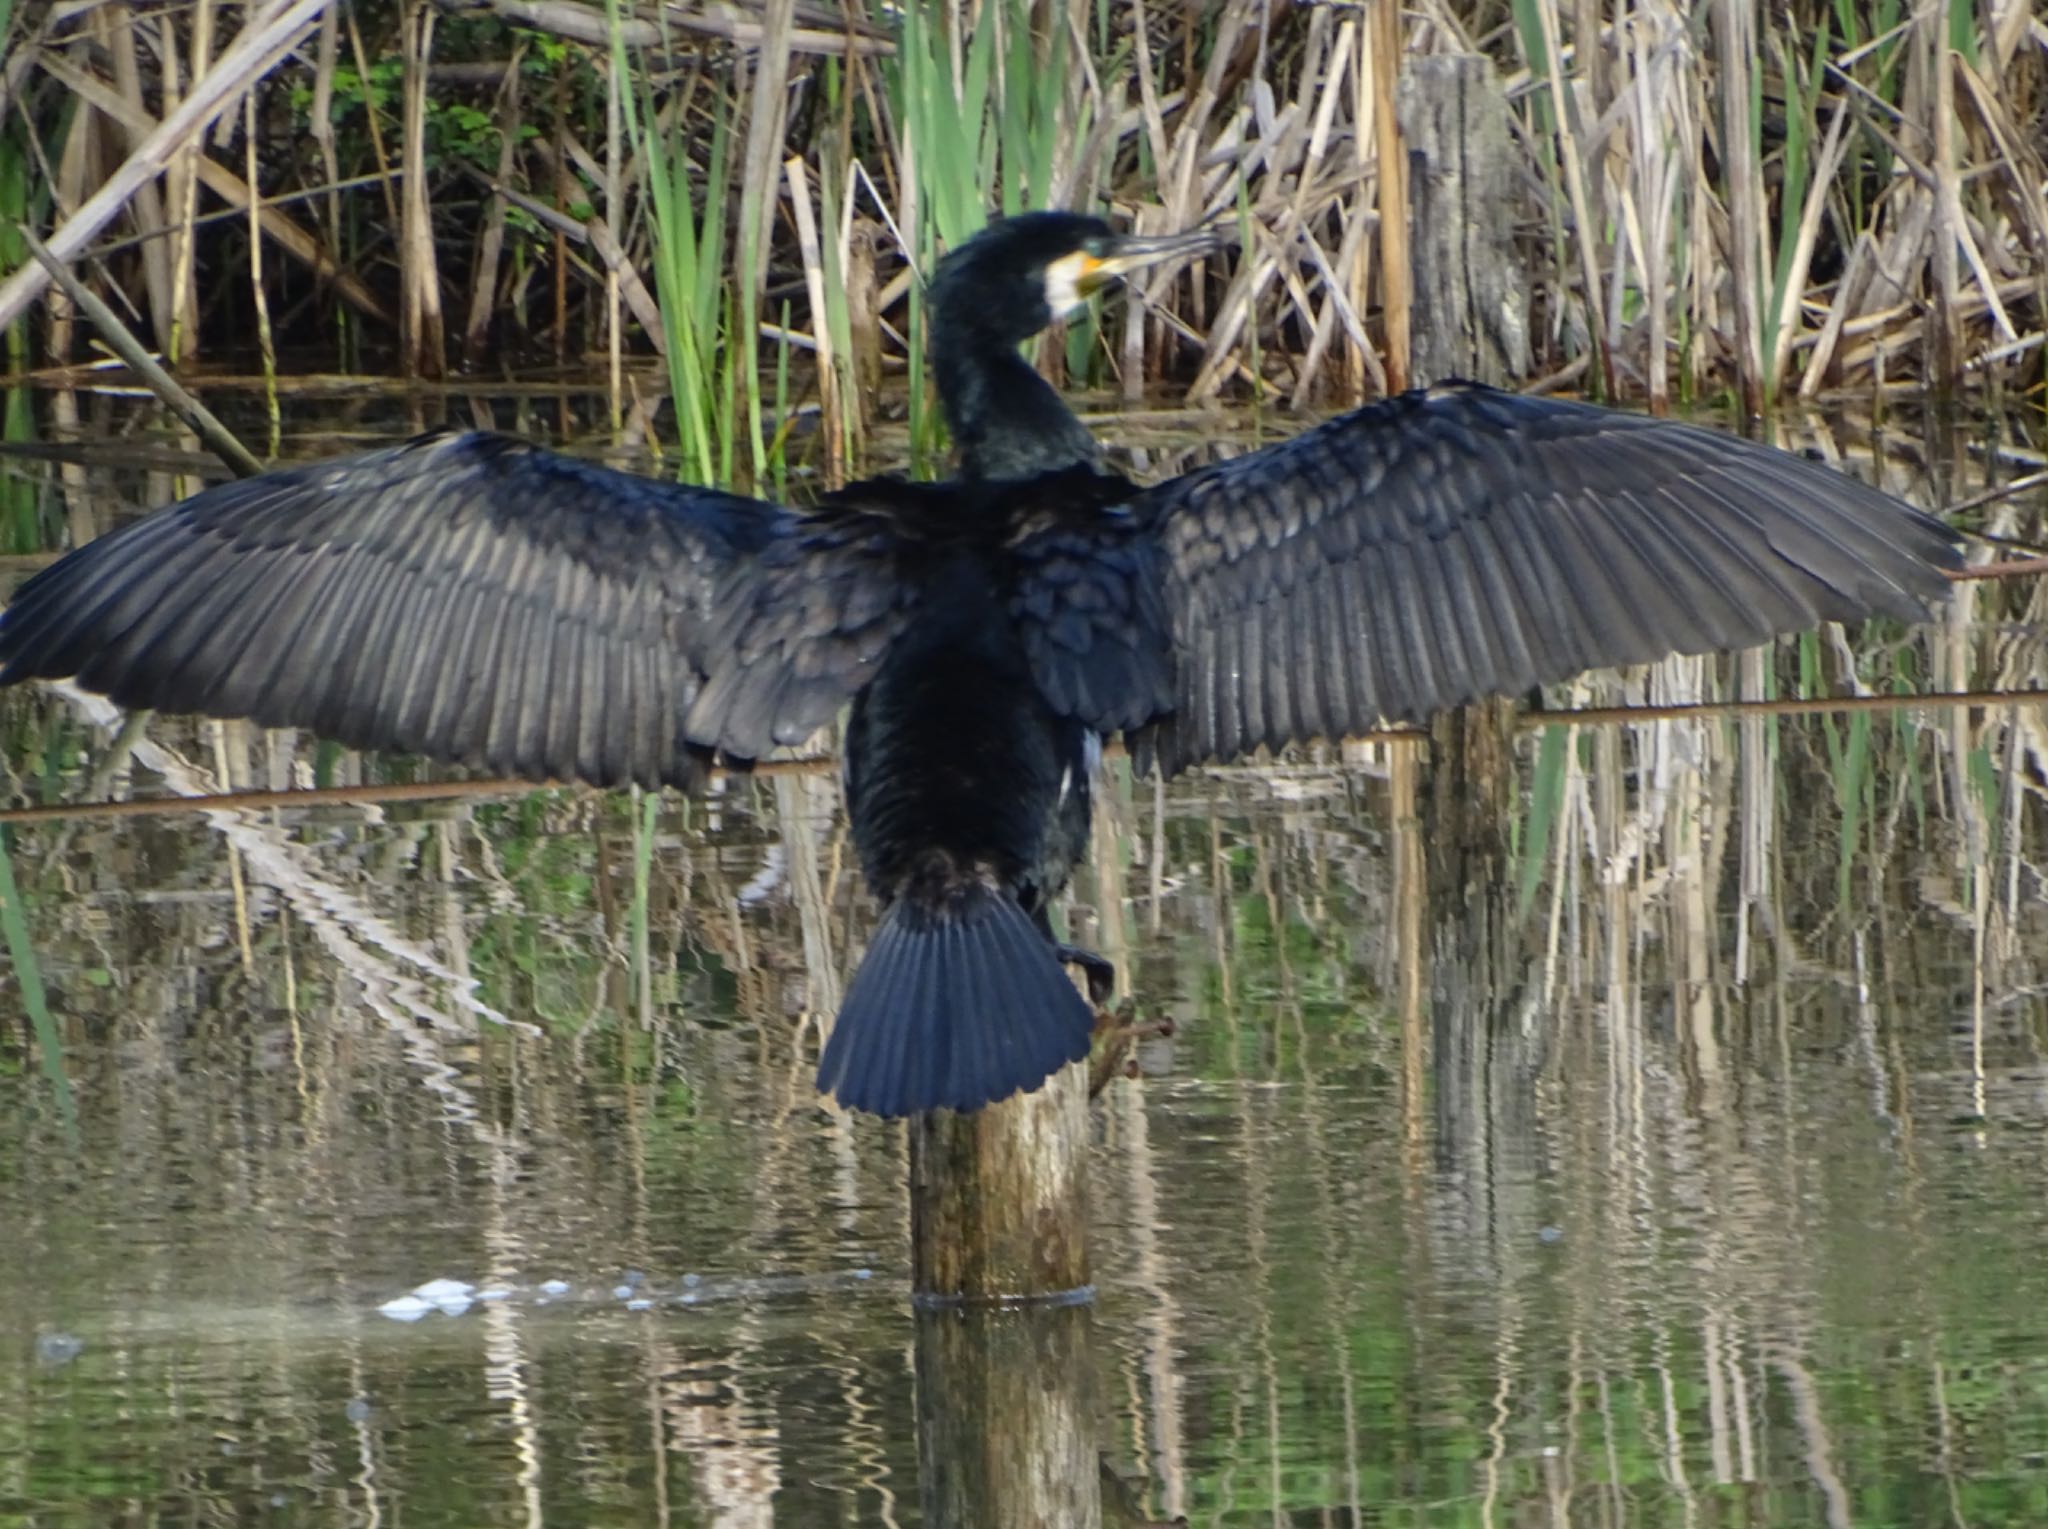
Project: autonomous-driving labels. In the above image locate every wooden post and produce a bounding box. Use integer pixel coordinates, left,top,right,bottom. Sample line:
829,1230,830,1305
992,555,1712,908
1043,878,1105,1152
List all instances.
1424,694,1521,964
914,1300,1101,1527
1713,0,1766,415
1400,61,1546,1315
1397,54,1531,390
909,1060,1090,1302
1395,57,1529,964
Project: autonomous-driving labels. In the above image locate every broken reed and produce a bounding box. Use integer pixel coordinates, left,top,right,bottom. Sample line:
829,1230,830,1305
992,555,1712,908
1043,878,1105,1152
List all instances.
2,0,2044,478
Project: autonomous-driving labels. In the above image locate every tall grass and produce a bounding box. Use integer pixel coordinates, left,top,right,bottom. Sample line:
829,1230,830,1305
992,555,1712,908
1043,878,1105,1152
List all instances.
609,10,739,487
888,0,1084,470
0,0,2041,461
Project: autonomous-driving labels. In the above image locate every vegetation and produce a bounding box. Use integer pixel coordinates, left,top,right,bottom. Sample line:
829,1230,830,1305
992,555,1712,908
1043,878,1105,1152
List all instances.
1,10,2044,1522
0,0,2041,495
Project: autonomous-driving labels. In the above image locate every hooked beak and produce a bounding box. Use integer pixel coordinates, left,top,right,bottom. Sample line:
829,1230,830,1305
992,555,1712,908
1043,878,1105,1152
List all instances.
1076,226,1224,294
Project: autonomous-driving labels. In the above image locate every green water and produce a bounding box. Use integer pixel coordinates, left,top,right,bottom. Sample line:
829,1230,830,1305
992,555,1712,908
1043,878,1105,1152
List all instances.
1,408,2044,1525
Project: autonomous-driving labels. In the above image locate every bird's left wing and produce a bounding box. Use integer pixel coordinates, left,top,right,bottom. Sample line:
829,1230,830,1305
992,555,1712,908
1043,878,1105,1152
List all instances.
0,432,917,788
1124,384,1961,771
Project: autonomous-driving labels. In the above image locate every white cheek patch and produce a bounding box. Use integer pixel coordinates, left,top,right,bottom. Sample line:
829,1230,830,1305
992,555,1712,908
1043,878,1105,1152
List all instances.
1042,252,1093,320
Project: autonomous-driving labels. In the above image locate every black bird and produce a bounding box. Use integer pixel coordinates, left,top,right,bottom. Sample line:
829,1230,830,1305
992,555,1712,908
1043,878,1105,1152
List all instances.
0,211,1960,1117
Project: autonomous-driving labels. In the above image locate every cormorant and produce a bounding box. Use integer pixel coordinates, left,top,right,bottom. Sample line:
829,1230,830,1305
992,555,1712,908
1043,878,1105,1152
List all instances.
0,211,1961,1117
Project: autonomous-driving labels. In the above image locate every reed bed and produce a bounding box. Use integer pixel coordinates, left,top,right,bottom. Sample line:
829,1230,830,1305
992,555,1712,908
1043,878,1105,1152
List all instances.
0,0,2041,488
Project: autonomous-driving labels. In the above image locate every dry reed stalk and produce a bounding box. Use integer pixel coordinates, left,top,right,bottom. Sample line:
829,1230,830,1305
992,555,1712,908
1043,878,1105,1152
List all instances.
1947,60,2038,335
1124,0,1175,211
1924,6,1961,388
1050,0,1104,212
841,202,882,439
1168,0,1258,252
1797,231,1873,398
1766,102,1851,392
464,57,525,367
399,0,445,378
739,0,797,297
1620,0,1683,412
1371,0,1409,391
1952,60,2048,309
28,41,393,330
161,0,210,366
340,6,400,239
785,156,843,487
18,230,262,475
586,221,668,352
1533,0,1608,397
1275,9,1349,382
1288,198,1383,409
244,93,281,452
39,89,94,552
99,2,179,356
308,0,341,260
1154,5,1383,403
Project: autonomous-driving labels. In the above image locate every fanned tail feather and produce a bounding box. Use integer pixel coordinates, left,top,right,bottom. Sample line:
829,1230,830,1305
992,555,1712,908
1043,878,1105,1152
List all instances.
817,889,1093,1118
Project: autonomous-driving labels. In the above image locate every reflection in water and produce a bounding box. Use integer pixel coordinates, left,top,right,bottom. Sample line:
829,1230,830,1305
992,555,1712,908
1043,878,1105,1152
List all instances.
1,406,2045,1523
915,1303,1100,1527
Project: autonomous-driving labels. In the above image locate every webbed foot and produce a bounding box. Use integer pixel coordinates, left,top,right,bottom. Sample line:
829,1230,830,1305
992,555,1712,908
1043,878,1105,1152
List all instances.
1055,942,1117,1006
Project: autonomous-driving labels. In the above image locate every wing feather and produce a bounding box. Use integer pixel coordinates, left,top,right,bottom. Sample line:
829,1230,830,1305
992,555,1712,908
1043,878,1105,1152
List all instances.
1419,530,1476,709
1238,592,1268,752
0,432,920,789
1358,539,1411,724
388,562,462,750
1395,534,1453,712
1269,593,1298,751
1332,564,1373,728
1136,383,1959,769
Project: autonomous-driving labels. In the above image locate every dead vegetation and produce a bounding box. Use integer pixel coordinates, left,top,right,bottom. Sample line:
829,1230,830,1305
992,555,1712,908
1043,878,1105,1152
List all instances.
0,0,2042,472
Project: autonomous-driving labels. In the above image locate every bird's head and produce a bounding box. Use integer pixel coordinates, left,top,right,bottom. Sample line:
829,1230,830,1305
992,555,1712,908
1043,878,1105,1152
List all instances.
928,211,1218,347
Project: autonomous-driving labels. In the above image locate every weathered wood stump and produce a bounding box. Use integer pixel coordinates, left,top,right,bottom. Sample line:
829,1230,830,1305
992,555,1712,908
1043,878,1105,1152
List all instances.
1395,59,1547,1268
909,1058,1090,1302
1392,58,1540,1230
1397,55,1531,392
914,1299,1100,1527
1395,56,1531,925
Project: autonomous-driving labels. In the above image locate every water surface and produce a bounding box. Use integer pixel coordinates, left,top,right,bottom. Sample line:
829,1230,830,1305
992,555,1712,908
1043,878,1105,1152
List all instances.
2,401,2045,1525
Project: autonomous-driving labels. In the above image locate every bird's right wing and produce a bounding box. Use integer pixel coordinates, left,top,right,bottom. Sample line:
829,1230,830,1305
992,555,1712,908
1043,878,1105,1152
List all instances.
0,432,917,788
1130,384,1961,770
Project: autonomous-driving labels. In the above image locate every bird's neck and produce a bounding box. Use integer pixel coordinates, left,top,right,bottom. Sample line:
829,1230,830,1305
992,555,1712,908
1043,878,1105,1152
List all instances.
932,328,1099,482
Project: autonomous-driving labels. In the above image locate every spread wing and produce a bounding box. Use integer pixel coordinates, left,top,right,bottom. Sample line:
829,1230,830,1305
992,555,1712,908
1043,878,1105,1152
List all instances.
1019,384,1959,771
0,432,916,788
